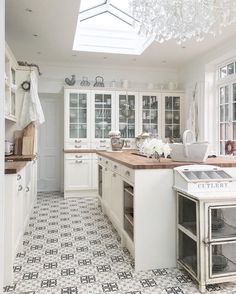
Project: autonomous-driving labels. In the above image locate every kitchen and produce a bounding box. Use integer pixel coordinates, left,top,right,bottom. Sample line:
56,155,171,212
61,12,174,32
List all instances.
2,0,236,293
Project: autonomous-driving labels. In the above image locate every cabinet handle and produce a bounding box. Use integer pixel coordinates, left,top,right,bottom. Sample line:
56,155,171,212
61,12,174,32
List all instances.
113,173,116,177
106,161,108,164
99,158,102,161
26,187,30,192
75,155,82,158
100,140,106,142
75,160,82,164
105,168,108,171
114,165,117,169
18,185,23,192
75,139,81,143
125,171,130,177
75,145,81,148
17,174,21,181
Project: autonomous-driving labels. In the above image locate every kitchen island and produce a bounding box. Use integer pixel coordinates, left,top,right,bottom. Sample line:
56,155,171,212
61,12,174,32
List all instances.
97,151,236,271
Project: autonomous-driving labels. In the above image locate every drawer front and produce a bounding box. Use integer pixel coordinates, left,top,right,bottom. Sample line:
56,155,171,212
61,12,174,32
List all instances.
102,158,111,169
121,166,134,183
64,140,90,150
64,153,92,160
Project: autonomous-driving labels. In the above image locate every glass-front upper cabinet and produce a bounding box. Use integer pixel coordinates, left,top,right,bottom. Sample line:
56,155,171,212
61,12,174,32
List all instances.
139,93,161,137
64,90,90,147
116,92,138,138
163,94,182,140
92,91,115,139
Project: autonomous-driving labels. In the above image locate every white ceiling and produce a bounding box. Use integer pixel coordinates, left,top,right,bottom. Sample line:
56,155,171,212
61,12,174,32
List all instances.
5,0,236,69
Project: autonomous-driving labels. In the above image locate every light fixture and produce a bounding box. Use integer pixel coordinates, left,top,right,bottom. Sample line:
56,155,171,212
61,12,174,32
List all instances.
130,0,236,44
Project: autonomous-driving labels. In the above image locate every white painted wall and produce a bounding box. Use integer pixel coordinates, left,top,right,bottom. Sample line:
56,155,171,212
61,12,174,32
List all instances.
180,37,236,152
38,63,180,93
0,0,5,290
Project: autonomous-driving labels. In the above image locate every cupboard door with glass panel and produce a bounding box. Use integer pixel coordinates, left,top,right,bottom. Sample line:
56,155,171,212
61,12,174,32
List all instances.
64,89,90,149
163,93,182,140
139,93,161,137
91,91,116,149
116,92,138,139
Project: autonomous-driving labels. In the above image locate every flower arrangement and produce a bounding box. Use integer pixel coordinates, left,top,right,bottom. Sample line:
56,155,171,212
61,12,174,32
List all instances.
141,138,171,160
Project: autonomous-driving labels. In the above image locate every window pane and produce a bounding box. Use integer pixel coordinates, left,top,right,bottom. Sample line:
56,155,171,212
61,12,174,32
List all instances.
225,104,229,121
233,84,236,101
220,106,224,122
220,87,224,104
225,124,230,140
227,63,234,75
220,124,224,140
220,66,227,78
233,103,236,121
225,86,229,103
234,123,236,140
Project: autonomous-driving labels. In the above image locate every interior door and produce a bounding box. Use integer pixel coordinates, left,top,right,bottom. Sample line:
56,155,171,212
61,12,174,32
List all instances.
38,94,63,192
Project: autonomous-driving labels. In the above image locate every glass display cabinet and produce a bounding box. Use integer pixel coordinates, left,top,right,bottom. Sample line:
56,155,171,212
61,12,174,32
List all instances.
164,95,181,139
69,92,87,139
174,165,236,293
140,93,160,136
116,92,138,139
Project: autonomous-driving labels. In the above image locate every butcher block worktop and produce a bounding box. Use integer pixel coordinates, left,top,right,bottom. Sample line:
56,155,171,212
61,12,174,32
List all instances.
5,154,36,174
96,151,236,169
5,161,28,174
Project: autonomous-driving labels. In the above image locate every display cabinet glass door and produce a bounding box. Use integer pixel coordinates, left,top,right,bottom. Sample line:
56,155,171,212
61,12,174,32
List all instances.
69,93,87,138
118,94,135,138
209,241,236,278
209,205,236,241
142,95,159,136
178,194,197,236
164,95,181,139
95,93,112,138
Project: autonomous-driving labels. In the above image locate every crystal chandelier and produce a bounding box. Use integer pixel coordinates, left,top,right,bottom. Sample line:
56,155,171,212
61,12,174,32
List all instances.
130,0,236,44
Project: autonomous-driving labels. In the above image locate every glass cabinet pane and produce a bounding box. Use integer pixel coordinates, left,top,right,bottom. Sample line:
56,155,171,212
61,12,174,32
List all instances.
178,230,197,275
69,93,87,139
119,94,135,138
210,242,236,277
164,96,180,139
210,206,236,240
178,195,197,235
11,92,16,116
95,93,112,138
141,95,158,136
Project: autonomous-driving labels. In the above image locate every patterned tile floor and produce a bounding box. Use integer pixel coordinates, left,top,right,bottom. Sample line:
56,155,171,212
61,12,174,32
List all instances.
3,191,236,294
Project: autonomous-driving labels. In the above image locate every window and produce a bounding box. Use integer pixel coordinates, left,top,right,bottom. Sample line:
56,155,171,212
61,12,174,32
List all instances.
218,60,236,154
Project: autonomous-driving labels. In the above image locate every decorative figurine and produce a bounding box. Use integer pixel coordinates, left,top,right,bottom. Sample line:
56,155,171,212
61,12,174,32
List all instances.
65,75,76,86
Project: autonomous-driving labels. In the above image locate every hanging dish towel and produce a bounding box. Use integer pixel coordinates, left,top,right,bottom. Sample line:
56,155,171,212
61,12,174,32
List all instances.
20,71,45,128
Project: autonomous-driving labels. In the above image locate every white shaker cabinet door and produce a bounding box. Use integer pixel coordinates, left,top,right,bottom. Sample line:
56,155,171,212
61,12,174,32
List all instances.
64,159,92,190
111,172,123,226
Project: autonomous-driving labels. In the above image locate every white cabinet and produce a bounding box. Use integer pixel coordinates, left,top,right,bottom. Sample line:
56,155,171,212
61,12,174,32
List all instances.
64,153,98,198
4,161,36,286
64,89,91,149
162,93,183,140
91,90,116,149
138,92,161,136
5,43,17,122
115,91,139,139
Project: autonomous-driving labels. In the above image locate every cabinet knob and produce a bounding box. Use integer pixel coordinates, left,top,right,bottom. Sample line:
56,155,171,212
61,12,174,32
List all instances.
105,168,108,171
113,173,116,177
114,165,117,169
106,161,108,164
17,174,21,181
26,186,30,192
75,145,81,148
18,185,23,192
75,160,82,164
125,171,130,177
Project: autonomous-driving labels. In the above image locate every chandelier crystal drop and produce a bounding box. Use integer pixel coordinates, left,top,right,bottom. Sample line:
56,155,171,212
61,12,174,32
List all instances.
130,0,236,44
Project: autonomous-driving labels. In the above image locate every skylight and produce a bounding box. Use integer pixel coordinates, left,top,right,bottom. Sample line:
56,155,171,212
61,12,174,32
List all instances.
73,0,154,55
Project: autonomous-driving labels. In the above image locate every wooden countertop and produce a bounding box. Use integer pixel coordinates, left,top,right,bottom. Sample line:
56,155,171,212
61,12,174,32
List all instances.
5,154,36,174
5,161,28,174
96,151,236,169
5,154,36,162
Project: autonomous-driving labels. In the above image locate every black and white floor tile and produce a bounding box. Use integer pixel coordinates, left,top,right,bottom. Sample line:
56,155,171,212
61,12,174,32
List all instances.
4,191,236,294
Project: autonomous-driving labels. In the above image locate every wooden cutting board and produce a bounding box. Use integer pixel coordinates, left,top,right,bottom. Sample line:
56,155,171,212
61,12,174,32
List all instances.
22,136,34,155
